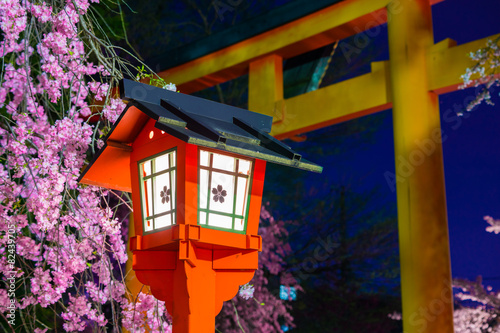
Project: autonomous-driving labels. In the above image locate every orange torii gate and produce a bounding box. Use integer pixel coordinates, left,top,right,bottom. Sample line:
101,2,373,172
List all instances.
125,0,498,331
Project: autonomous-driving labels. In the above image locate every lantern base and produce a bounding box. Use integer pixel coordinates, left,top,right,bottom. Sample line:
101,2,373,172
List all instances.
133,244,256,332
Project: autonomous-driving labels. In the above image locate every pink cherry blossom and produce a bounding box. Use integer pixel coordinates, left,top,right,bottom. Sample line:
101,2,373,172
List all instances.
238,283,255,300
484,215,500,234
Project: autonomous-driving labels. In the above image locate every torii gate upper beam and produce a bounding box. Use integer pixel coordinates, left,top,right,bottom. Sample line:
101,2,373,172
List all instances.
158,0,491,140
262,35,497,139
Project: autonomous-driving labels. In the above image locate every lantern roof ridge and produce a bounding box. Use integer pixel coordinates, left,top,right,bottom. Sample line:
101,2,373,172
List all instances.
118,79,322,173
120,79,273,131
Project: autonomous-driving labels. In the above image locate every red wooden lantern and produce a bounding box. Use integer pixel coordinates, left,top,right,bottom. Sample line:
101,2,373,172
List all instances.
79,79,321,332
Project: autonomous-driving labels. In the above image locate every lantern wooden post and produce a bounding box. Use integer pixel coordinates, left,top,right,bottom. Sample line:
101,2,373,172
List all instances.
171,249,216,332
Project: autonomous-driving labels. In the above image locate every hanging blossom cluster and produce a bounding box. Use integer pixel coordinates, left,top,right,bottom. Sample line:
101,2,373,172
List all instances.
460,37,500,113
0,0,173,331
0,0,296,331
121,292,172,333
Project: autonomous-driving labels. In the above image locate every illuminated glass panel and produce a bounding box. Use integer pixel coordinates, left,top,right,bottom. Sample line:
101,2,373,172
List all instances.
138,149,177,232
198,149,253,233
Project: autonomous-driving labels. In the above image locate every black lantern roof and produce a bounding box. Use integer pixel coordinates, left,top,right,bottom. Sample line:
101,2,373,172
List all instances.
78,79,322,191
115,79,322,173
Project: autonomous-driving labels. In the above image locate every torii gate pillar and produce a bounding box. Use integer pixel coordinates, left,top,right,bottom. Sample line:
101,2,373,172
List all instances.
388,0,454,332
